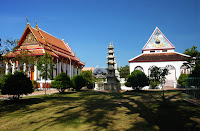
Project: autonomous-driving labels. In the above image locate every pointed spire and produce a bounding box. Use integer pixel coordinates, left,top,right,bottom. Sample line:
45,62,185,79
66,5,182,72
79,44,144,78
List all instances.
26,16,29,25
35,19,38,29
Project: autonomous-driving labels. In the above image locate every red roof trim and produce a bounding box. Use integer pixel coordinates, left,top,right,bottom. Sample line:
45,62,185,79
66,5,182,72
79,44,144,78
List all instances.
129,59,186,63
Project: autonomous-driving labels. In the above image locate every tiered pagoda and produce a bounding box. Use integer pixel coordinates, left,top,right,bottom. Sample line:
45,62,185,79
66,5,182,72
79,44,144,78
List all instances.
104,42,121,91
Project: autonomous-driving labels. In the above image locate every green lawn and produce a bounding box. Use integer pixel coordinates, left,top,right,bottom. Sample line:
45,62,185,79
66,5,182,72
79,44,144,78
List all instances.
0,90,199,131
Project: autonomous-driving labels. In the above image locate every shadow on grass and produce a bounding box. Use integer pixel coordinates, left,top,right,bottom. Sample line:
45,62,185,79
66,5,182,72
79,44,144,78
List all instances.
41,90,200,130
122,91,200,131
1,90,199,130
0,98,44,116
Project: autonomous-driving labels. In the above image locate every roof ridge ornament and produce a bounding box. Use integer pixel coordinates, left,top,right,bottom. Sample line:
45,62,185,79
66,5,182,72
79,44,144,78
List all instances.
26,16,29,25
35,19,38,29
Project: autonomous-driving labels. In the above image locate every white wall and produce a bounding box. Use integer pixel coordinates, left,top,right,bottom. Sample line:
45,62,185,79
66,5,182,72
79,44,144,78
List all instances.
130,61,186,80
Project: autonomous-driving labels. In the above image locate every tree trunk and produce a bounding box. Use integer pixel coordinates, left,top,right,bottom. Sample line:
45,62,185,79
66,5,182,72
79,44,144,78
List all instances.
45,80,46,95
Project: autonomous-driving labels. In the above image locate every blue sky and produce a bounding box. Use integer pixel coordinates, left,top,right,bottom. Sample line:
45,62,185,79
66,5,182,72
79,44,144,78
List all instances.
0,0,199,68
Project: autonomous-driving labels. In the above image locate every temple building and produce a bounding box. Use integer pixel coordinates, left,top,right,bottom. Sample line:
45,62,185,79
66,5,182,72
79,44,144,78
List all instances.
5,22,85,89
129,27,191,88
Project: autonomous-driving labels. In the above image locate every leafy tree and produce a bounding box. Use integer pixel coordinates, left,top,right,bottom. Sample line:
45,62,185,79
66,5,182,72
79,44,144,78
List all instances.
0,71,34,99
82,70,95,89
150,66,169,102
178,74,189,87
0,38,36,74
71,74,86,91
0,38,18,74
184,45,200,66
149,79,160,89
125,70,148,90
36,52,54,95
0,38,18,55
50,73,72,93
184,45,200,77
190,63,200,77
119,65,130,78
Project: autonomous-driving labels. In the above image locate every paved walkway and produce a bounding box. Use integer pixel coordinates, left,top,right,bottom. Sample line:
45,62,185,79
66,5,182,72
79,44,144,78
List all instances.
0,89,59,100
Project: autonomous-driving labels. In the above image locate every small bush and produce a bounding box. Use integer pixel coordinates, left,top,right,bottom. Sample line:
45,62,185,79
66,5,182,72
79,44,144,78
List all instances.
149,79,160,89
125,70,149,90
82,71,95,89
178,74,189,87
32,80,39,90
50,73,72,93
1,71,34,99
72,74,86,91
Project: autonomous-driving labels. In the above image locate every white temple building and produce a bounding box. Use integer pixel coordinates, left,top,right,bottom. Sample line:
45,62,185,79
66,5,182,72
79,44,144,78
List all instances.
129,27,191,88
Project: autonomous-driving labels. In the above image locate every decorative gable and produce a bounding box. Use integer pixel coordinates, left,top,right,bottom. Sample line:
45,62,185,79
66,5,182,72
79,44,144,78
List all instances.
143,27,175,51
22,31,37,46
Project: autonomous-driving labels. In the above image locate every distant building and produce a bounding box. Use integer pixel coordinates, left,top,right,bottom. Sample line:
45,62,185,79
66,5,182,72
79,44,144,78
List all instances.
4,22,85,89
129,27,191,88
93,67,107,78
82,67,95,72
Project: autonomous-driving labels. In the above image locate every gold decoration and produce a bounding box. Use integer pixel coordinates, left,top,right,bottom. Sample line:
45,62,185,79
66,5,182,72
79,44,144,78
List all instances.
23,32,37,43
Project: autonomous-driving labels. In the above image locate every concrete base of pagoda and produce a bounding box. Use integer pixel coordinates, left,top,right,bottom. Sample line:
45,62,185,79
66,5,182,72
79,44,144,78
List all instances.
103,83,121,91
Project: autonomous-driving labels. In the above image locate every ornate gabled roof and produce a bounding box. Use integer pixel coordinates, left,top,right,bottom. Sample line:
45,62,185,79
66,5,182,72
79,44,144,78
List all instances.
142,27,175,52
129,52,190,63
7,23,85,66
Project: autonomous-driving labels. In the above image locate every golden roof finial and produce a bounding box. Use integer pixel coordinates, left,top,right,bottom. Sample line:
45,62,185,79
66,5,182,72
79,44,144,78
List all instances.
26,16,29,25
35,19,38,28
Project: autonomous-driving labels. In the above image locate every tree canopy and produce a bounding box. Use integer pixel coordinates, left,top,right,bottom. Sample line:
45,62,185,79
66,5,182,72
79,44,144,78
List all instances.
184,45,200,66
71,74,86,91
82,70,95,89
125,70,148,90
0,71,34,99
184,45,200,77
36,52,54,94
150,66,169,85
119,65,130,78
50,73,72,93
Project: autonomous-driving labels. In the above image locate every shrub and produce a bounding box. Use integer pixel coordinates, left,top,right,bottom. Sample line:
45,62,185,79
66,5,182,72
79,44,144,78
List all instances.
125,70,149,90
32,80,39,90
72,74,86,91
50,73,72,93
82,71,95,89
178,74,189,87
190,63,200,77
1,71,34,99
149,79,160,89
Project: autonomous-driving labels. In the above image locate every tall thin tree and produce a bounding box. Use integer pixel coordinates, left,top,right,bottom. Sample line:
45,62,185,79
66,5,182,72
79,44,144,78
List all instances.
36,52,55,95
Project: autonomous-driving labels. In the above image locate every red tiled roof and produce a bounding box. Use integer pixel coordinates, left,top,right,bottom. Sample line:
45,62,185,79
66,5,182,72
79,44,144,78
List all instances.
6,49,44,57
129,52,190,63
16,24,85,66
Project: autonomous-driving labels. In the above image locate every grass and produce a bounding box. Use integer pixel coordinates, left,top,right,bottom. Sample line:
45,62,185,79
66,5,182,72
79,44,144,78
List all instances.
0,90,199,131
